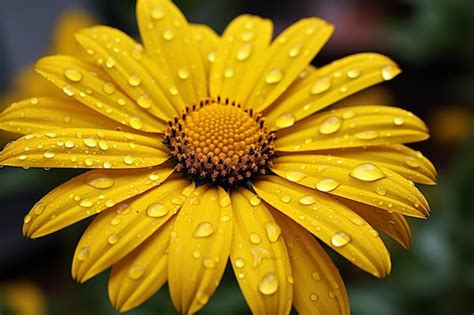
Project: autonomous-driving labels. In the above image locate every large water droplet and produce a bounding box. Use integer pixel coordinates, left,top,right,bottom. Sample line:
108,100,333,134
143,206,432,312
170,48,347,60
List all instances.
236,43,252,61
347,68,361,79
234,257,245,268
151,7,164,20
123,155,135,165
129,116,143,130
107,233,119,245
310,77,331,95
178,66,190,80
163,28,175,40
285,171,306,182
265,68,283,84
354,130,379,140
128,265,145,280
259,273,278,295
299,195,316,205
146,203,168,218
350,163,385,182
128,73,142,87
83,138,98,148
249,195,261,206
319,116,342,135
77,247,90,261
249,232,262,244
194,222,214,238
87,174,114,189
264,222,281,242
331,231,352,247
288,43,302,57
64,68,83,82
393,116,405,126
381,65,398,80
275,112,295,128
315,178,340,192
404,156,420,168
103,82,115,95
43,150,55,159
137,94,152,109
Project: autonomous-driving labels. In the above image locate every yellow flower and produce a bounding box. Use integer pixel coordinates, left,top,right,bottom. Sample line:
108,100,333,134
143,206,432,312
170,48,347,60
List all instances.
0,0,436,314
1,281,46,315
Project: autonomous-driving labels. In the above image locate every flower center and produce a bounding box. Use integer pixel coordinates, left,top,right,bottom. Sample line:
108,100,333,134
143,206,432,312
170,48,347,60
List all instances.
165,98,275,187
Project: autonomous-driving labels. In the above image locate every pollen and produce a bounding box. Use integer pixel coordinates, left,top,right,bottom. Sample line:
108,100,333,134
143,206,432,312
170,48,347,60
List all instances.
165,98,275,187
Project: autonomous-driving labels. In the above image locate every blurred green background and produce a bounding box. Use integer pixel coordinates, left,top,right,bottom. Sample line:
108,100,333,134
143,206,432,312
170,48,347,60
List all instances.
0,0,473,314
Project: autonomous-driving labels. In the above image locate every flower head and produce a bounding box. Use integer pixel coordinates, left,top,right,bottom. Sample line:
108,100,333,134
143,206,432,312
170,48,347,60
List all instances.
0,0,436,314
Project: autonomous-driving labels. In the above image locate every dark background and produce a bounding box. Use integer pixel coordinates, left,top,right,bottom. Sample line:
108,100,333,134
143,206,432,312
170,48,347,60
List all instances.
0,0,473,314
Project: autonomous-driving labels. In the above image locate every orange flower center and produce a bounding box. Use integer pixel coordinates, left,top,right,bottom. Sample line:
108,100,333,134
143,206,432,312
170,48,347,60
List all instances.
165,98,275,186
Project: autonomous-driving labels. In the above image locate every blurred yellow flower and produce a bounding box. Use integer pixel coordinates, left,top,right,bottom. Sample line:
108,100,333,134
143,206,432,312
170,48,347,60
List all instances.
430,105,473,145
0,0,436,314
1,281,45,315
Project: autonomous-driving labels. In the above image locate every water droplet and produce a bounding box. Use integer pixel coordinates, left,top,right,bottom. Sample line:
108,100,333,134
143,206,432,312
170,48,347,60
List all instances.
83,138,97,148
169,85,179,95
194,222,214,238
79,198,94,208
236,43,252,61
43,150,55,159
105,56,116,68
128,74,142,87
203,257,216,269
265,68,283,84
354,130,379,140
107,233,119,245
249,195,261,206
347,68,361,79
19,155,28,161
331,231,352,247
381,65,398,80
224,67,235,78
30,97,39,105
240,30,255,42
315,178,340,192
196,292,209,305
64,68,83,82
311,271,321,280
178,66,190,80
350,163,385,182
234,257,245,268
249,232,262,244
342,110,356,119
87,174,114,189
288,43,303,57
163,28,175,40
146,203,168,218
193,248,201,259
310,77,331,94
102,82,115,95
310,294,318,301
151,7,164,20
129,116,143,130
393,116,405,126
207,51,216,63
63,85,75,96
264,222,281,242
280,195,291,203
319,116,342,135
404,156,420,168
33,203,46,215
258,273,278,295
374,186,387,196
128,265,145,279
77,247,90,261
137,94,152,109
275,112,296,128
123,155,135,165
24,214,32,224
299,195,316,205
285,171,306,182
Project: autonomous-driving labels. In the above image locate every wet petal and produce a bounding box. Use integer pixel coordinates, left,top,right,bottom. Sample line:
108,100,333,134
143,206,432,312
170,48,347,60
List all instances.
253,175,391,278
0,97,125,135
265,53,401,130
35,55,166,132
23,163,174,238
72,178,191,282
275,105,429,150
0,128,169,169
243,18,333,112
76,26,180,119
273,211,350,315
137,0,207,105
189,24,220,80
229,189,292,315
271,154,429,218
109,217,174,312
168,186,232,314
338,198,411,248
210,15,273,104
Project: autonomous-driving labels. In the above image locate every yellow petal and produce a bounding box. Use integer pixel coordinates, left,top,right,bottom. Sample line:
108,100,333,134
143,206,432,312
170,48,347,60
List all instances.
275,105,429,150
109,217,174,312
72,177,192,282
189,24,220,81
0,128,169,169
75,26,180,120
313,145,436,185
271,154,429,218
253,176,391,278
35,55,166,132
273,211,350,315
23,163,175,238
168,186,232,314
243,18,333,112
136,0,207,105
210,15,273,103
0,97,124,135
338,198,411,248
229,189,292,315
265,53,401,130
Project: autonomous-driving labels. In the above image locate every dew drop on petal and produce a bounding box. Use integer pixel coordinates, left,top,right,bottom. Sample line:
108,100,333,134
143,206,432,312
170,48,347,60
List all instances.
87,174,115,189
105,56,116,68
299,195,316,205
146,203,168,218
128,265,145,280
374,185,387,196
315,178,340,192
350,163,385,182
310,294,319,302
123,155,135,165
129,116,143,130
64,68,83,82
319,116,342,135
236,43,252,61
275,112,295,128
280,195,292,203
63,85,75,97
169,85,179,95
342,110,356,119
207,51,216,63
240,30,255,42
249,232,262,244
265,68,283,84
288,43,302,57
178,66,190,80
107,233,119,245
249,195,261,206
234,257,245,268
404,156,420,168
77,247,90,261
393,116,405,126
163,28,175,40
258,273,278,295
224,67,235,79
331,231,352,247
264,222,281,242
83,138,98,148
43,150,55,159
310,77,331,95
347,68,361,79
137,95,152,109
381,65,398,80
102,82,115,95
24,215,32,224
203,257,216,269
354,130,379,140
193,222,214,238
285,171,306,182
151,6,164,20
